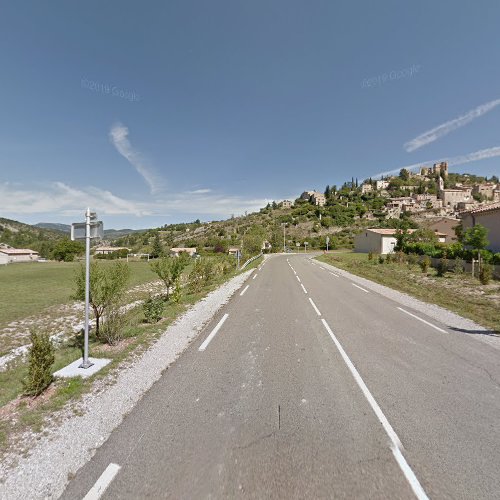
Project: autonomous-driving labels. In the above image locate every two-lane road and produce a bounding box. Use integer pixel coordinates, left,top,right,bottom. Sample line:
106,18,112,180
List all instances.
61,254,500,499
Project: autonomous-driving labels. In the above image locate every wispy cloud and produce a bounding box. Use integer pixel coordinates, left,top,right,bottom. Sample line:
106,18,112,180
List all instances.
372,145,500,179
109,122,162,193
404,98,500,152
0,182,271,220
186,188,212,194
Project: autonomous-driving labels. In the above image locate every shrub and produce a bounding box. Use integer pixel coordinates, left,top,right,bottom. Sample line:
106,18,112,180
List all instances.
367,252,373,261
24,331,55,397
436,258,448,277
171,278,182,304
143,295,164,323
100,304,127,345
407,253,418,266
419,256,431,273
453,258,465,275
479,264,492,285
378,255,385,264
492,253,500,265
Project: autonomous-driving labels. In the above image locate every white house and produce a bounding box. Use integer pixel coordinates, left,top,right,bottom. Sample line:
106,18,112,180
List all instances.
354,228,445,254
461,202,500,253
170,247,197,257
0,248,40,264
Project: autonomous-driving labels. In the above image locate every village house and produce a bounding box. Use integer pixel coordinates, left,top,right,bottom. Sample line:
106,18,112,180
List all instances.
94,246,130,255
472,183,498,200
170,247,197,257
421,217,460,244
281,200,293,209
354,228,446,255
460,202,500,253
375,180,390,190
0,247,39,264
361,183,373,194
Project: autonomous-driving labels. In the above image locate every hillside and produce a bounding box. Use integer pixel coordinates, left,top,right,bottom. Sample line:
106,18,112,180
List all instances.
35,223,145,240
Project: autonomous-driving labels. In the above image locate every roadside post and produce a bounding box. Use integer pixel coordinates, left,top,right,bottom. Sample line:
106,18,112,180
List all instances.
71,208,104,369
326,236,330,252
237,249,241,269
304,242,308,253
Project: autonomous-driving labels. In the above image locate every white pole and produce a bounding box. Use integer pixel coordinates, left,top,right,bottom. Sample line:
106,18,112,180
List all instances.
283,225,286,253
80,208,93,369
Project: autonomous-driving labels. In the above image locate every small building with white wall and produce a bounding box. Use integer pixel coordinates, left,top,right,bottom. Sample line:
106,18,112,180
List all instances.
0,248,40,264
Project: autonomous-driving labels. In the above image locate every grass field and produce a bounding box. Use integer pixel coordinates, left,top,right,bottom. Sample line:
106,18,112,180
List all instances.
317,251,500,334
0,260,157,328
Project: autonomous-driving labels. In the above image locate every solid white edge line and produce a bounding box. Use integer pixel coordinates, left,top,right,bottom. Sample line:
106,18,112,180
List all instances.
308,298,321,316
240,285,250,296
392,446,430,500
300,284,308,294
352,283,369,293
198,313,229,351
83,463,121,500
296,276,301,282
320,319,429,500
397,307,447,334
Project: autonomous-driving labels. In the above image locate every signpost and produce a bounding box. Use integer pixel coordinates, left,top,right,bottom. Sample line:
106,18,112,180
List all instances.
326,236,330,252
71,208,103,369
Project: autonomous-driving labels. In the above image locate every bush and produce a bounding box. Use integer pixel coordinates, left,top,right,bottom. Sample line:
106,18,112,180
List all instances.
479,264,492,285
367,252,373,261
143,295,164,323
492,253,500,265
24,331,55,397
436,258,448,277
378,255,385,264
171,278,182,304
100,304,127,345
419,256,431,273
407,253,418,266
453,259,465,275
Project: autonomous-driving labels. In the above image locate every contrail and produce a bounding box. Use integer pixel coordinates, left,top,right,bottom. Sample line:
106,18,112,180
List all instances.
109,122,161,193
404,98,500,152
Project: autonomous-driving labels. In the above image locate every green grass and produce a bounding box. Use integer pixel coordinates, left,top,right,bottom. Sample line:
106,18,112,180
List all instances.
317,251,500,334
0,260,157,328
0,262,244,455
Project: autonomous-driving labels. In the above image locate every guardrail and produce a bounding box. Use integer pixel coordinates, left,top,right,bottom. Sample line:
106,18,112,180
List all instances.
241,252,263,270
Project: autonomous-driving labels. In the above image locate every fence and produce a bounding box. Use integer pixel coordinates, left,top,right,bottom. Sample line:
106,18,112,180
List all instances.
241,253,263,270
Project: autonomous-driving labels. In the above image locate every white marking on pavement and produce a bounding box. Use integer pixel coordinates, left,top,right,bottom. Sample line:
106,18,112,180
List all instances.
352,283,369,293
329,272,339,277
240,285,250,296
199,314,229,351
83,463,121,500
296,276,301,283
308,298,321,316
397,307,447,334
301,284,308,294
252,274,257,280
392,446,430,500
320,319,429,500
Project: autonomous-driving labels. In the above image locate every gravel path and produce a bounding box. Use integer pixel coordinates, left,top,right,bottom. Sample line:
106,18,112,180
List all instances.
316,257,500,350
0,269,253,500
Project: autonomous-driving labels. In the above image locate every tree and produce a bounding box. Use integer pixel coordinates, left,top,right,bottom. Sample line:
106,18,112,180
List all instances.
463,224,489,256
399,168,410,181
151,233,163,259
74,261,130,339
23,330,55,396
52,239,85,262
150,256,188,300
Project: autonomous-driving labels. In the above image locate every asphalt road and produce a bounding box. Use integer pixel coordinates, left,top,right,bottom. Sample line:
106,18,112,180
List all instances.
61,254,500,499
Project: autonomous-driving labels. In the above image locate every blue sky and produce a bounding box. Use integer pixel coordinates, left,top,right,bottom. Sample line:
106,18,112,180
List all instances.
1,0,500,229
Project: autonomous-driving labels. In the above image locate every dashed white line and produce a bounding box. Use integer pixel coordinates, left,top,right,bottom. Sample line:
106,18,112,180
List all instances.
240,285,250,296
300,284,308,294
296,276,301,283
397,307,447,334
252,274,257,280
308,298,321,316
199,313,229,351
320,319,428,500
329,272,339,277
352,283,369,293
83,463,121,500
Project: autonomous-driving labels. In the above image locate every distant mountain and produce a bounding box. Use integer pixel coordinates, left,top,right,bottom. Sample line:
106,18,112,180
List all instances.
35,222,70,233
36,223,145,240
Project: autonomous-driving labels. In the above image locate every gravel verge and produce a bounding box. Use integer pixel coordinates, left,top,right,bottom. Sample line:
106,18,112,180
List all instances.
0,269,253,500
315,257,500,350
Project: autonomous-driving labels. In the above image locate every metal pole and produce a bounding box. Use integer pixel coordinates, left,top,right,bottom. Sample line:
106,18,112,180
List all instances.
283,225,286,253
80,208,93,369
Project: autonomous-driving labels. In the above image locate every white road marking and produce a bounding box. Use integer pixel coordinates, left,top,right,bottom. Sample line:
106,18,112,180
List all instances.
240,285,250,296
296,276,301,283
329,272,339,277
300,284,308,294
308,298,321,316
352,283,369,293
320,319,429,500
252,274,257,280
397,307,447,334
199,314,229,351
83,463,121,500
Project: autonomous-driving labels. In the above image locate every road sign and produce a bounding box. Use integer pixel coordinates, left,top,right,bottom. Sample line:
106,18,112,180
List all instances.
71,221,104,241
